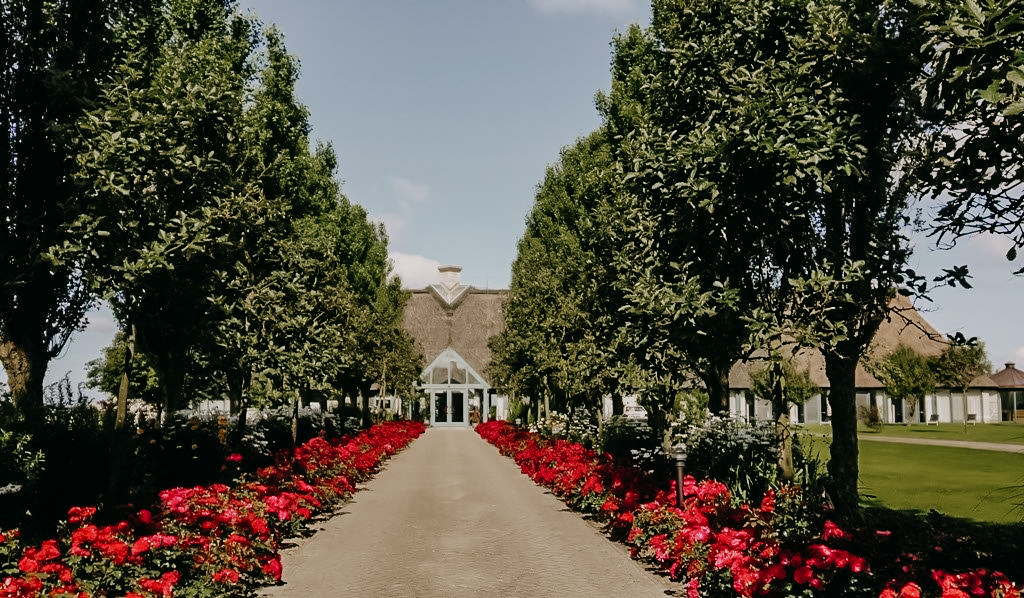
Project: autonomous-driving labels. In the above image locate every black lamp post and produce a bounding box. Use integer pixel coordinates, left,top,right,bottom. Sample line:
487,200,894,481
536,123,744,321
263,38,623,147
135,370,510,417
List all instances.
673,445,687,507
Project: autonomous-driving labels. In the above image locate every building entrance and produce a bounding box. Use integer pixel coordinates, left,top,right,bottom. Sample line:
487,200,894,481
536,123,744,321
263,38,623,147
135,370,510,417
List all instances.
419,348,490,427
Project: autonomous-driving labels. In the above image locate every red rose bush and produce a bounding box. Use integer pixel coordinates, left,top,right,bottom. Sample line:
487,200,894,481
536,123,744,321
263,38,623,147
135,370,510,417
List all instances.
0,420,424,597
477,420,1021,598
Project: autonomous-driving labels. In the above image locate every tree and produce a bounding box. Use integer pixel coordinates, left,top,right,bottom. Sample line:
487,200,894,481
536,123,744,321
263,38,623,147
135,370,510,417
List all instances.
600,0,929,515
866,344,936,425
916,0,1024,263
750,357,819,482
930,334,992,431
490,131,622,433
69,0,259,427
85,331,161,411
0,0,150,426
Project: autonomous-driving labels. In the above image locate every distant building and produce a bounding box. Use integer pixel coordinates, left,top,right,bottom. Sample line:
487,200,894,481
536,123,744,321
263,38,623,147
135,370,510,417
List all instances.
992,362,1024,422
727,296,1008,425
401,266,508,426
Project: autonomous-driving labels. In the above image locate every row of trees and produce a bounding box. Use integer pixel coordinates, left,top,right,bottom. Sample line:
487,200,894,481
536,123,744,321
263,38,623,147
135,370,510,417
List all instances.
490,0,1022,516
1,0,422,434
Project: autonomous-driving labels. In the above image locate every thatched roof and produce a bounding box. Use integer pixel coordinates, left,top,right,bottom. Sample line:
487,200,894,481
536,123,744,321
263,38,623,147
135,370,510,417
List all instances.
730,295,949,391
401,267,507,386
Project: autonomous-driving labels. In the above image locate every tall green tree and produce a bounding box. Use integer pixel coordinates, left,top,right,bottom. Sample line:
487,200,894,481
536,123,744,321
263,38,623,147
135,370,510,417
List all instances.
68,0,260,427
930,335,992,431
490,131,622,430
601,0,929,514
0,0,151,425
205,26,344,436
866,344,936,425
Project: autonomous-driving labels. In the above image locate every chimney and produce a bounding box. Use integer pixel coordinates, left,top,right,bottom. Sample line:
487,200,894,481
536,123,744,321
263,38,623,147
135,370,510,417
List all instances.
438,265,462,289
1007,362,1017,370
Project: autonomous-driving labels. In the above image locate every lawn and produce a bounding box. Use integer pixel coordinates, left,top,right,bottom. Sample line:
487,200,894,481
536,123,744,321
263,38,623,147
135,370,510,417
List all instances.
798,427,1024,524
800,422,1024,444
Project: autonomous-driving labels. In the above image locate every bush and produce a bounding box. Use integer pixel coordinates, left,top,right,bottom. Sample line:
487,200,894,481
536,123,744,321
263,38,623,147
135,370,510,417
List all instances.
858,405,883,431
599,415,659,467
676,416,781,504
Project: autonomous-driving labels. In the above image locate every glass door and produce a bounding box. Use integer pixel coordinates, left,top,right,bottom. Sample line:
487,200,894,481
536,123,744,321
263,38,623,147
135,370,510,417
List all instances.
434,392,448,423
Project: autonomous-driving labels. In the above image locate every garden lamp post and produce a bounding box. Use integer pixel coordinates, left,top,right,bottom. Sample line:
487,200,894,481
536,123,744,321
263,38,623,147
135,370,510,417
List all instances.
673,445,687,507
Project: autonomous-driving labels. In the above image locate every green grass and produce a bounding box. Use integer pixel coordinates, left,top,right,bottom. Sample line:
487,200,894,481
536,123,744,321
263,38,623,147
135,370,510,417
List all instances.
800,422,1024,444
798,430,1024,524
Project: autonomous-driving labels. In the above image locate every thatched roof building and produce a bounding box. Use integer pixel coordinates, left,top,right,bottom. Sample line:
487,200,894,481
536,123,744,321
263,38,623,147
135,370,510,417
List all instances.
402,266,507,426
727,295,1010,424
728,294,948,391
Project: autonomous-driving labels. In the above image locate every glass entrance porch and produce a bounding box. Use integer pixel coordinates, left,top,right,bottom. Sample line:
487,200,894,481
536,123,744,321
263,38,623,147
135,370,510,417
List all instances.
419,348,489,427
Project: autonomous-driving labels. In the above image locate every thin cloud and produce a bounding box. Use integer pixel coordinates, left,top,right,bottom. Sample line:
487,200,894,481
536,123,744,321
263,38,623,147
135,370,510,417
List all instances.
528,0,644,16
390,252,442,289
368,175,430,241
373,213,409,239
390,175,430,207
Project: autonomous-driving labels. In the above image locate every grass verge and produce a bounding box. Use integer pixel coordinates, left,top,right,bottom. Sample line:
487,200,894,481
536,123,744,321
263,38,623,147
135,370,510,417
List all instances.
799,430,1024,524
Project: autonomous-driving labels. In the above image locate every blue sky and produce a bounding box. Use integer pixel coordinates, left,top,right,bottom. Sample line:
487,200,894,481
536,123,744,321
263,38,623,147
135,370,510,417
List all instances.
18,0,1024,393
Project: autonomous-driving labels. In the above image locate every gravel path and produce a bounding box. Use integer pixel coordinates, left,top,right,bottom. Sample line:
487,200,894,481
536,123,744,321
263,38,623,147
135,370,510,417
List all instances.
258,427,676,598
857,434,1024,453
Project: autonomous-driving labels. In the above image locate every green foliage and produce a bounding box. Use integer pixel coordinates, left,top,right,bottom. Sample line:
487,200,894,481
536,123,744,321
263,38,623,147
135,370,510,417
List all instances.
866,345,935,420
598,415,658,464
930,339,992,393
858,405,884,432
506,397,526,424
85,331,161,408
0,0,138,421
916,0,1024,262
750,359,819,407
489,131,621,426
0,421,46,490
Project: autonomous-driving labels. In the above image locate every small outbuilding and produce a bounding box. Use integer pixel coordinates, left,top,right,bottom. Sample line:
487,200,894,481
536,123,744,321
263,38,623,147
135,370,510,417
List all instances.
992,362,1024,422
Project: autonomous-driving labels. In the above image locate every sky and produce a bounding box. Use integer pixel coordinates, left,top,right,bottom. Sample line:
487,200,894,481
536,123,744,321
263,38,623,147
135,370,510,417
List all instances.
16,0,1024,394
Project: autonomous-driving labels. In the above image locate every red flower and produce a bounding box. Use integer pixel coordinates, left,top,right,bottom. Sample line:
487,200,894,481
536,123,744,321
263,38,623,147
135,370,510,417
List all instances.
822,520,851,541
213,568,240,584
139,570,181,598
18,555,39,573
67,506,97,524
261,555,283,581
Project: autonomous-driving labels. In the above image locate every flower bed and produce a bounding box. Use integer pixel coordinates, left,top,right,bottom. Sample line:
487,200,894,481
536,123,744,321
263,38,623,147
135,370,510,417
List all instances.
477,420,1021,598
0,420,425,597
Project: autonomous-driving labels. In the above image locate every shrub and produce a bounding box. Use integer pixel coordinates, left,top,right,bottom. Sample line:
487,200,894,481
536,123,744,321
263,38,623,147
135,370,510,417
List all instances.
600,415,659,466
678,416,781,504
858,405,883,431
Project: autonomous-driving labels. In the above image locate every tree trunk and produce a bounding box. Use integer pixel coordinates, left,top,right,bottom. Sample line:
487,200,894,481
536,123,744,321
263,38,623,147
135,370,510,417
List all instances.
543,386,551,431
0,339,47,429
702,363,731,415
824,352,861,518
231,370,251,446
360,383,372,429
115,323,136,431
771,361,794,483
291,388,300,445
612,391,624,416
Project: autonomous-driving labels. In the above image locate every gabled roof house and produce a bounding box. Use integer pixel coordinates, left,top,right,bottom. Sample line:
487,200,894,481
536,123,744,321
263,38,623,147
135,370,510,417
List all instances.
401,266,508,426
